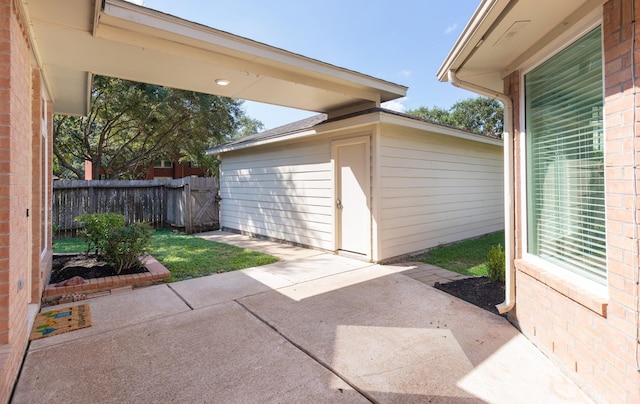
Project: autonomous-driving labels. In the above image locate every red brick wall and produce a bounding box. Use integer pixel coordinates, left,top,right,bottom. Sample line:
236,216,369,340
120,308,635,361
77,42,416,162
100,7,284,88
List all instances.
506,1,640,402
0,0,34,400
146,161,204,179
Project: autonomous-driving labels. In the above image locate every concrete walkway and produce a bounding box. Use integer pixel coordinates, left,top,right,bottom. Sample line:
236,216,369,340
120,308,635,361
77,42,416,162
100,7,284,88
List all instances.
12,231,593,403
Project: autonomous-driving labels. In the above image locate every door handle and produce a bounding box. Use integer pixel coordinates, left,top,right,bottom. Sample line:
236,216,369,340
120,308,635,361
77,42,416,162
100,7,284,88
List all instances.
336,199,343,209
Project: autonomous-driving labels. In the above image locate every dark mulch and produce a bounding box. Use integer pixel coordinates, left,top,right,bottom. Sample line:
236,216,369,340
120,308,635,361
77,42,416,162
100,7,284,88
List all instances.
434,276,505,316
50,254,147,284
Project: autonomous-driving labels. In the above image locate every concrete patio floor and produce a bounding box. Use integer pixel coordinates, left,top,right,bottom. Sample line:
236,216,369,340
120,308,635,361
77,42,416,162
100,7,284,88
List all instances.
11,231,593,403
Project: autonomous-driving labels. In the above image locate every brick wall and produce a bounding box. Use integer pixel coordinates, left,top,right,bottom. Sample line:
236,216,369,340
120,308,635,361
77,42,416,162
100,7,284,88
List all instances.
0,0,37,400
145,161,204,179
505,1,640,402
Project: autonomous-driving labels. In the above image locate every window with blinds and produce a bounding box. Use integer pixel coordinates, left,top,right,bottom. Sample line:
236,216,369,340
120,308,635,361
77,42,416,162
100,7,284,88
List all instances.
524,26,606,284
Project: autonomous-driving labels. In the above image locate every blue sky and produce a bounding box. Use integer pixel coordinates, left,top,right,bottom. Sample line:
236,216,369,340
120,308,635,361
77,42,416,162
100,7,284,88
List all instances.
132,0,480,130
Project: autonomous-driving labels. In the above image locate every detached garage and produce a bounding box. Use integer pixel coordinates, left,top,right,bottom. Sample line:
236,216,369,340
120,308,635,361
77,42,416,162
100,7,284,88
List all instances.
209,108,504,262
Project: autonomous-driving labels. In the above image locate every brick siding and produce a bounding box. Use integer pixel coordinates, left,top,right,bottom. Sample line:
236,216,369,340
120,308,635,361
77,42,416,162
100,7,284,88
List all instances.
0,0,52,400
145,161,204,179
505,1,640,402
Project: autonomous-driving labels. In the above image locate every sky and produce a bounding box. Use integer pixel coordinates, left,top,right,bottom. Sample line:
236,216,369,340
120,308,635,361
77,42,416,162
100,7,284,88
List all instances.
127,0,480,130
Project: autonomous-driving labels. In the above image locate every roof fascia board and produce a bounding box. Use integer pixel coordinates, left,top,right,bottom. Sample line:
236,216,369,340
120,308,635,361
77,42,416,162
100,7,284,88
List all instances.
210,114,380,155
20,0,58,107
436,0,511,81
101,0,406,100
210,128,318,155
379,113,504,146
93,0,101,36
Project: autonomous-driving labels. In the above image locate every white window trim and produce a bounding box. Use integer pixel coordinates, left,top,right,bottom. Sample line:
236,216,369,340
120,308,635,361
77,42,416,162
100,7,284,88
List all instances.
41,93,48,258
518,11,608,297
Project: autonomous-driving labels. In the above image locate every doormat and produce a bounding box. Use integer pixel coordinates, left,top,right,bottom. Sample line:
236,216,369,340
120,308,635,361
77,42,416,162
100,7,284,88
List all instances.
30,304,92,341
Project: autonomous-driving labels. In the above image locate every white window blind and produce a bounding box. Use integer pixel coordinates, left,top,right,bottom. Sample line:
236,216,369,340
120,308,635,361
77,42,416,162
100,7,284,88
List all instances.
525,27,606,284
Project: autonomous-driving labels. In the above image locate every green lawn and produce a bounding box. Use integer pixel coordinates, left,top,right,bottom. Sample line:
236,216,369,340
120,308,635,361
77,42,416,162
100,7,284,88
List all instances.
53,229,279,282
413,231,504,277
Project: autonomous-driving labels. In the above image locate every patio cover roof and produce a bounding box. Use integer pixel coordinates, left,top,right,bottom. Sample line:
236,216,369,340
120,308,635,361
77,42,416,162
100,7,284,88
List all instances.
23,0,407,116
437,0,605,91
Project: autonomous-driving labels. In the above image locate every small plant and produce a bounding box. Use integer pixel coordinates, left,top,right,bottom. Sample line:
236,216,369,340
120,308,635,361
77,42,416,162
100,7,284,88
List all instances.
52,222,60,246
486,243,505,282
75,213,153,274
102,222,153,274
75,213,126,255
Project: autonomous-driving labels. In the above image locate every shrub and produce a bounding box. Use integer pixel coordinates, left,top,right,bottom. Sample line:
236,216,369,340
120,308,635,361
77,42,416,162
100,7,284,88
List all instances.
75,213,153,274
486,243,505,282
102,222,153,274
76,213,126,255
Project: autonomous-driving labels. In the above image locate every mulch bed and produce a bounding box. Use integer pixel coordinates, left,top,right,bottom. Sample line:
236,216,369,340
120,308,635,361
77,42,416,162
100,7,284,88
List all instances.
50,254,147,284
434,276,505,316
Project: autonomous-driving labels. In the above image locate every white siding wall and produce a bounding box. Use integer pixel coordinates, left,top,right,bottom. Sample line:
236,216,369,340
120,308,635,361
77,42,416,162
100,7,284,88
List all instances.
220,139,334,250
378,124,504,260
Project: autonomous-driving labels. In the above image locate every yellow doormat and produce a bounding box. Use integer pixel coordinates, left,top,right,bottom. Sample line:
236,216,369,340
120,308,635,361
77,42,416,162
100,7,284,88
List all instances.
30,304,92,341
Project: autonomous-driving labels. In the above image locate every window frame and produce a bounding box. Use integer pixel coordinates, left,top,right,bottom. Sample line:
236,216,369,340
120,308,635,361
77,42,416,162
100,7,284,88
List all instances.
41,94,48,258
153,159,173,169
518,14,608,290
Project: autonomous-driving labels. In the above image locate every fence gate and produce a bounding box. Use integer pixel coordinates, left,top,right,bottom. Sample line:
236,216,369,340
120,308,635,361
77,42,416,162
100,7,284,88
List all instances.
183,177,220,234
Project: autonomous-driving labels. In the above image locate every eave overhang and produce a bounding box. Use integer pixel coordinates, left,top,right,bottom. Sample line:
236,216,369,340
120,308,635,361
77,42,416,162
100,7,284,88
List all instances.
24,0,407,116
437,0,606,92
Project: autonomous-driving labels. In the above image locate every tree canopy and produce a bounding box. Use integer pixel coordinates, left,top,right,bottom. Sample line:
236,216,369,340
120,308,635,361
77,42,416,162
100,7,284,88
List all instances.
54,75,264,180
406,96,504,138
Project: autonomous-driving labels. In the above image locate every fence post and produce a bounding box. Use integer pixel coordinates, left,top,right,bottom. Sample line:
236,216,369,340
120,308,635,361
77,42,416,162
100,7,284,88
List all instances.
88,180,95,213
161,181,167,229
184,177,192,234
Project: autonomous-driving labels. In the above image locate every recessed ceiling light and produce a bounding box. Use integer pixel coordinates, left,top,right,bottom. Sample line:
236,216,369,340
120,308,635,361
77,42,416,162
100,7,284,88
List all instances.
215,79,230,86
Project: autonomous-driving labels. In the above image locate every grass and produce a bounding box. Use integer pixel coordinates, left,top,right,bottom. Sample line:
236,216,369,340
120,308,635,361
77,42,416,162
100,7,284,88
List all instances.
54,237,87,253
414,231,505,277
53,229,279,282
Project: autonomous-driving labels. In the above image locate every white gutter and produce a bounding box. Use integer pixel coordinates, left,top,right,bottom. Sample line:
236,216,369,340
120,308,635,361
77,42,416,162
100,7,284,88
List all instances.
448,70,515,314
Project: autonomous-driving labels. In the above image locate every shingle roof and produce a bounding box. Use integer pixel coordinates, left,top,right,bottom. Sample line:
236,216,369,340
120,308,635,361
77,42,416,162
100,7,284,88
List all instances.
208,108,501,154
214,113,329,150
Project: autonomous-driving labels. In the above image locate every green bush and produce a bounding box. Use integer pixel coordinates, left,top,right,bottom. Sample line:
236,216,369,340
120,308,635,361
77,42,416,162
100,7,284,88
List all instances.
102,222,153,274
75,213,152,274
75,213,126,255
486,243,505,282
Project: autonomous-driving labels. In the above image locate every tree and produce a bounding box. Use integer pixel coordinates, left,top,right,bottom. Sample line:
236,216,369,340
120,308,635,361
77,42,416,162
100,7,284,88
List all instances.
234,115,265,139
407,96,503,138
54,75,262,179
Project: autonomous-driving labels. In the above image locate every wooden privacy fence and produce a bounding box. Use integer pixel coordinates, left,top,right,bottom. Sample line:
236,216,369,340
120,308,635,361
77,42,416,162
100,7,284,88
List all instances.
53,177,219,236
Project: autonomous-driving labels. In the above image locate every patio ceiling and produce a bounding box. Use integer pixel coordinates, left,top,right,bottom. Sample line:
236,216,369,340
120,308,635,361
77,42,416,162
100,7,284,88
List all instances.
24,0,407,116
437,0,606,91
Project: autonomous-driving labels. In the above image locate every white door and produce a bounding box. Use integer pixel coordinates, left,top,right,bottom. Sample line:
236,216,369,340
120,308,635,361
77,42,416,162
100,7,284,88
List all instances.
334,138,370,256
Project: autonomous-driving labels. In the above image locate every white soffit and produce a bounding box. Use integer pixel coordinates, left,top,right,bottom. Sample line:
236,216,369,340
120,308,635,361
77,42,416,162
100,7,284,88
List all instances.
25,0,406,116
437,0,605,92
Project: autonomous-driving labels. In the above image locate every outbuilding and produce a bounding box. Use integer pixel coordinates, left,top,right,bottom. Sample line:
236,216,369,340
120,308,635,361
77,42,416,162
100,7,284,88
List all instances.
209,108,504,262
